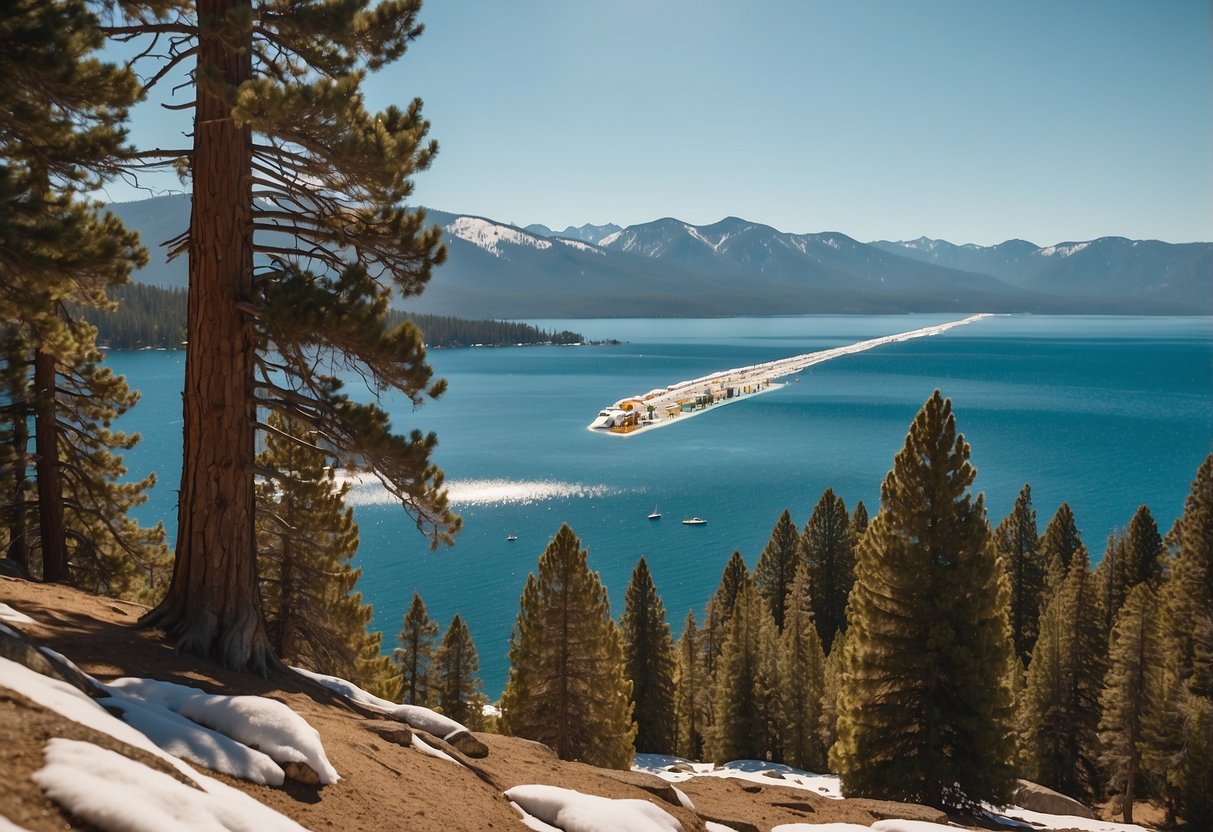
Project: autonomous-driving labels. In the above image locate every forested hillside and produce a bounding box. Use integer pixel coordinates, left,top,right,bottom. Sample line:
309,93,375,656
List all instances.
77,285,585,350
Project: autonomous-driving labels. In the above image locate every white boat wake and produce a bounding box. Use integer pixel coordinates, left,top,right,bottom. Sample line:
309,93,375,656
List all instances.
589,313,995,437
338,475,615,507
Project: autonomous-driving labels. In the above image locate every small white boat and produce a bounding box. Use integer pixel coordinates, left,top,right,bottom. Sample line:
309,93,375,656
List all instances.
648,505,661,520
506,535,518,541
681,517,707,526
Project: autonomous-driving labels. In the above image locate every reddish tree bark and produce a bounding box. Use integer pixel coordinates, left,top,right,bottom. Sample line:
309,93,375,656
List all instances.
33,348,67,582
142,0,273,672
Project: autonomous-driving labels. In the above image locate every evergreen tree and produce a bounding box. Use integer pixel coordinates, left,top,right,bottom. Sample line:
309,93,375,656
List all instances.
819,626,849,758
499,525,635,768
799,488,854,653
1039,502,1084,588
1017,546,1104,801
0,0,164,593
255,411,383,688
1149,453,1213,827
778,560,827,771
831,390,1015,809
993,484,1045,665
704,549,749,674
851,500,869,539
620,557,677,754
675,610,709,760
1098,505,1164,645
754,509,800,630
707,582,769,763
119,0,460,672
1098,582,1162,824
432,614,486,730
395,592,438,706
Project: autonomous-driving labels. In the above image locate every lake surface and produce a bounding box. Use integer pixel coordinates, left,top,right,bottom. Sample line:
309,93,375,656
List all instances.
110,314,1213,697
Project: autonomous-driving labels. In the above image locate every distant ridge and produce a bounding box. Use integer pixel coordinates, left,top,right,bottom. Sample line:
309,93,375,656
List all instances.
106,195,1211,317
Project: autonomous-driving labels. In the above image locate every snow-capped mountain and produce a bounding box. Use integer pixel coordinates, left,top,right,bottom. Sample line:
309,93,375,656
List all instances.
870,236,1212,304
106,195,1211,317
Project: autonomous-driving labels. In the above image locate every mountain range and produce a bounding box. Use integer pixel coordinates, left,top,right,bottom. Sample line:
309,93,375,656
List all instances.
107,195,1211,317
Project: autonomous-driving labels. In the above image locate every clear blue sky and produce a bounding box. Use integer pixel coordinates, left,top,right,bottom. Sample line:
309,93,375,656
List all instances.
109,0,1212,246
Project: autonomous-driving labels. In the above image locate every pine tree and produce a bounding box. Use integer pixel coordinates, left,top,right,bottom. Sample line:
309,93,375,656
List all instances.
819,626,849,758
1149,453,1213,827
799,488,854,653
831,390,1015,809
707,582,769,763
1017,546,1104,801
993,484,1045,665
675,610,709,760
1098,582,1162,824
704,549,749,675
1039,503,1084,589
1098,505,1164,645
432,614,487,730
620,557,677,754
499,524,636,768
0,0,165,594
754,509,800,630
118,0,460,672
395,592,438,705
851,500,869,539
778,560,827,771
255,411,383,687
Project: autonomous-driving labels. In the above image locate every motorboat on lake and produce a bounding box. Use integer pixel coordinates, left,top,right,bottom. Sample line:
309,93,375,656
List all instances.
681,517,707,526
506,535,518,541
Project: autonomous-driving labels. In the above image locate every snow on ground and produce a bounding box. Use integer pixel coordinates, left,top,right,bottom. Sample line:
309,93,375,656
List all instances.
0,602,34,623
772,824,872,832
0,814,32,832
293,665,473,746
411,733,464,766
108,677,338,784
102,695,285,786
634,756,1152,832
445,216,552,257
32,738,308,832
505,784,682,832
704,824,739,832
990,806,1151,832
634,754,842,799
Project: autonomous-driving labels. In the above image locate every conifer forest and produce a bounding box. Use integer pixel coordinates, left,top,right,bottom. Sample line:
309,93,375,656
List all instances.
1,0,1210,828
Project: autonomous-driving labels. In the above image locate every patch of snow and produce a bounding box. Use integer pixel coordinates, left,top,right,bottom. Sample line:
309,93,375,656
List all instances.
704,824,740,832
445,216,552,258
0,814,33,832
634,754,843,800
32,738,308,832
108,677,338,785
772,825,872,832
0,657,169,763
101,695,285,786
671,786,694,810
0,602,34,624
598,230,623,247
990,806,1150,832
554,238,604,255
292,665,473,746
411,733,463,766
871,822,959,832
511,802,564,832
1038,242,1090,257
505,785,681,832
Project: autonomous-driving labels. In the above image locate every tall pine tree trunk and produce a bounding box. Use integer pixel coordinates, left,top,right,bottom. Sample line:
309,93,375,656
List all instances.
33,348,67,582
143,0,271,672
5,347,29,571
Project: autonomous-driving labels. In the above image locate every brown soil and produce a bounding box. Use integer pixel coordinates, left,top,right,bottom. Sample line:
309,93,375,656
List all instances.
0,577,1140,831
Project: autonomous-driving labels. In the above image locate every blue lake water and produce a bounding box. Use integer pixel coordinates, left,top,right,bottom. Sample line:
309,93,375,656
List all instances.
109,314,1213,697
